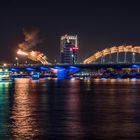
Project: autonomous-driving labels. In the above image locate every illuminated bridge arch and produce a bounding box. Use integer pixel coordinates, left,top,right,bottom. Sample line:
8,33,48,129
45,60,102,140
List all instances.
83,45,140,64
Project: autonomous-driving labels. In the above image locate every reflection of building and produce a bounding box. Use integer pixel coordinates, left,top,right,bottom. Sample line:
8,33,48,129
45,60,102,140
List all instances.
60,35,79,64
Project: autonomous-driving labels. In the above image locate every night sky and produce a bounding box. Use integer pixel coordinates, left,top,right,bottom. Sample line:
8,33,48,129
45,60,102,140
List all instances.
1,0,140,63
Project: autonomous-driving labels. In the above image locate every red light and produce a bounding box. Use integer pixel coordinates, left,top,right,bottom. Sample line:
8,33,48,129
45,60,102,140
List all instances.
71,47,79,52
72,47,79,50
70,46,79,52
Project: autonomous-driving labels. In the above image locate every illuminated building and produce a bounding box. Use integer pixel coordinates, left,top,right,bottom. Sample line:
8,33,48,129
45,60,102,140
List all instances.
60,35,79,64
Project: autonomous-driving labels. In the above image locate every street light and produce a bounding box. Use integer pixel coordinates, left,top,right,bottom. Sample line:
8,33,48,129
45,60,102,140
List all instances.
132,52,135,63
71,54,74,64
15,57,19,66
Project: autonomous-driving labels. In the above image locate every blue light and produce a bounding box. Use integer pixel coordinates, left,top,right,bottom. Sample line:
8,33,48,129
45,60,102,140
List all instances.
69,66,80,73
32,72,40,80
57,69,69,79
54,67,66,71
69,66,77,69
51,66,80,79
54,66,62,69
26,67,35,71
131,65,140,68
40,67,49,71
101,78,107,80
10,68,19,72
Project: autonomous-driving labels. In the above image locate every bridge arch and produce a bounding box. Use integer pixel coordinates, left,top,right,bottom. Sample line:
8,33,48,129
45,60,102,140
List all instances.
83,45,140,64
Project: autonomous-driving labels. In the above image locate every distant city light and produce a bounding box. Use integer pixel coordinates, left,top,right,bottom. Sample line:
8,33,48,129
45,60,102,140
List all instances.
15,57,19,60
3,63,7,67
4,69,8,72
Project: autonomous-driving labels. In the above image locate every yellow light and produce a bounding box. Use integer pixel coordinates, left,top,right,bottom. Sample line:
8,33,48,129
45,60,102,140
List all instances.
30,51,36,57
83,45,140,64
17,49,49,65
3,63,7,67
17,49,28,56
15,57,18,60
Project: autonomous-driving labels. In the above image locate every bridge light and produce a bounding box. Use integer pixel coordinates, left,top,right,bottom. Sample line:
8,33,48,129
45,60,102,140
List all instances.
132,64,140,68
40,67,48,71
10,68,19,72
26,67,35,71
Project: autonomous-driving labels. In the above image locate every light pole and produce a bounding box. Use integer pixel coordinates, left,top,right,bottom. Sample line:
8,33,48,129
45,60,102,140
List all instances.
15,57,19,66
116,51,119,63
124,52,127,63
71,54,74,64
132,52,135,63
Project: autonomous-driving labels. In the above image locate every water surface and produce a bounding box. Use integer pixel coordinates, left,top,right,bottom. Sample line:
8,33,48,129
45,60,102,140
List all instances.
0,78,140,139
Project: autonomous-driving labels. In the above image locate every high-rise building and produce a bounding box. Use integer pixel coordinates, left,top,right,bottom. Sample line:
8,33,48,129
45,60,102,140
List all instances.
60,34,79,64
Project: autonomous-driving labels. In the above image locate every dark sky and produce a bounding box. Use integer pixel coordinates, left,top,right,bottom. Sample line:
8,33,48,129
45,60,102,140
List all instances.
1,0,140,63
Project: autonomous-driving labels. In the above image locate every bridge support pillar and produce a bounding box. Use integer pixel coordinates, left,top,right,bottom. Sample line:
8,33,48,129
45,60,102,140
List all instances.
57,69,70,79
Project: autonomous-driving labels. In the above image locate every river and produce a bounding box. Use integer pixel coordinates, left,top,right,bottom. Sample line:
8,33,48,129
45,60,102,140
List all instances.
0,78,140,139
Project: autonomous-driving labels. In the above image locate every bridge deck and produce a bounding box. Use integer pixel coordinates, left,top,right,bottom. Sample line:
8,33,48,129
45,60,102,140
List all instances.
8,63,140,69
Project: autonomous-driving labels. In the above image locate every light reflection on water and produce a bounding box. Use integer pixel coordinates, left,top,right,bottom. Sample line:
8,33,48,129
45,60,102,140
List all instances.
0,82,11,139
0,79,140,139
11,79,40,139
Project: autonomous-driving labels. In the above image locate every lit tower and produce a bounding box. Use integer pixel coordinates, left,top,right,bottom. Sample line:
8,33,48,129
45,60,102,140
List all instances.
60,34,79,64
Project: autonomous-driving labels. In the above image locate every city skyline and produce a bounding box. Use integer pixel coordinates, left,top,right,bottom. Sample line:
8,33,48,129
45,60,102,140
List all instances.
0,1,140,63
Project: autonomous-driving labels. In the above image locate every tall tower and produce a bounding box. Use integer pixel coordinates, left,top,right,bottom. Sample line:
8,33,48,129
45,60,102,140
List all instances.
60,34,79,64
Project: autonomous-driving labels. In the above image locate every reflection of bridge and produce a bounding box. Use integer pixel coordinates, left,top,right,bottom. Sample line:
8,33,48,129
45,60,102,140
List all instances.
83,45,140,64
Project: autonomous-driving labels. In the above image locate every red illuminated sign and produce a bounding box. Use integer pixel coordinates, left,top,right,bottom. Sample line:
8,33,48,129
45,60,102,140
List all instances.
70,47,79,52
